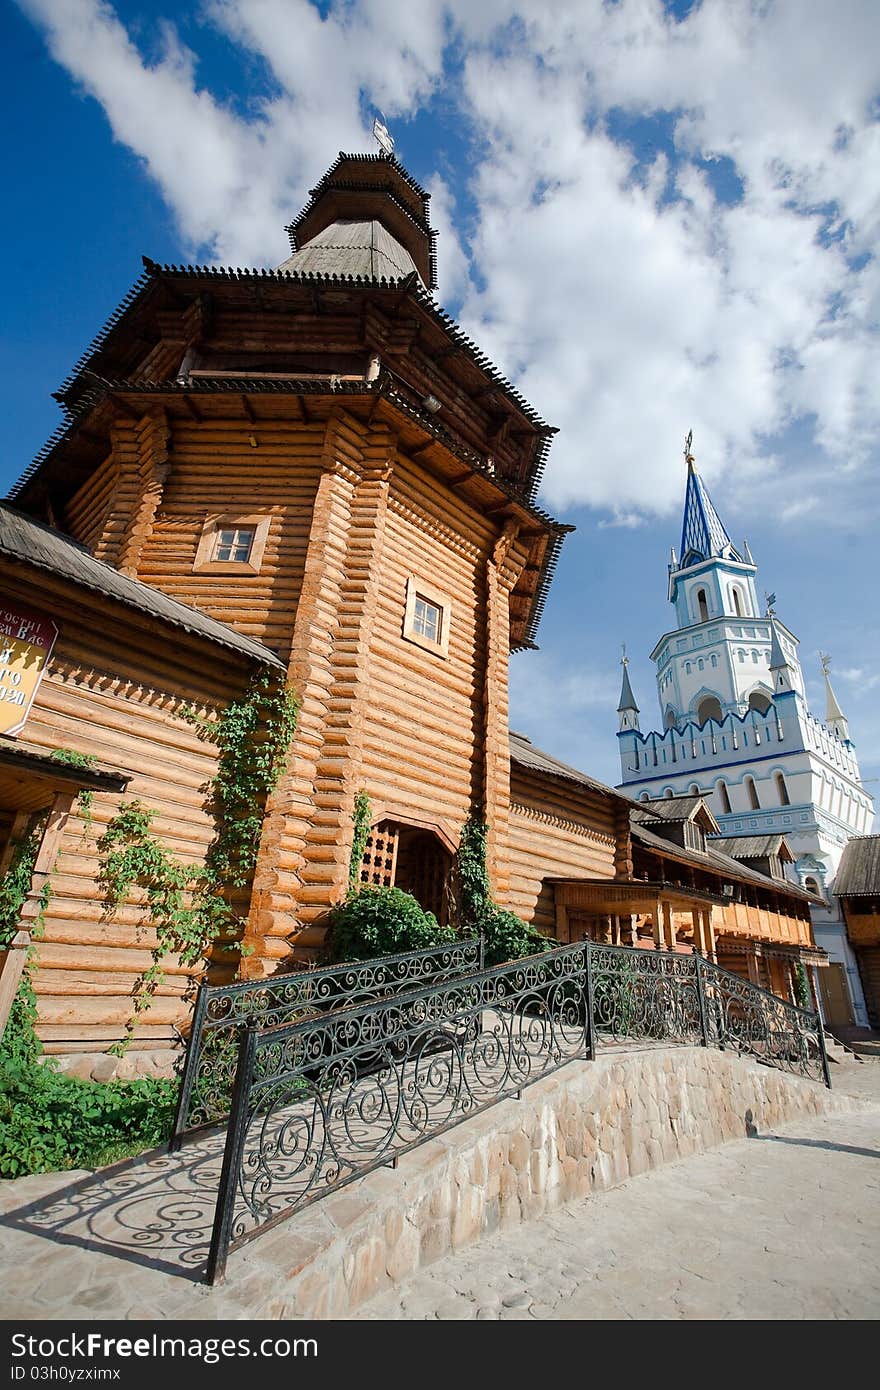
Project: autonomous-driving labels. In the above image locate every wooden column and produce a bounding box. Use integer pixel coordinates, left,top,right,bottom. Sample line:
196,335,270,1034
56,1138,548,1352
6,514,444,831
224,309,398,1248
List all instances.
117,409,171,577
555,898,569,943
483,520,524,904
663,901,676,949
653,897,665,949
705,909,717,962
691,908,704,954
246,413,366,967
613,802,633,878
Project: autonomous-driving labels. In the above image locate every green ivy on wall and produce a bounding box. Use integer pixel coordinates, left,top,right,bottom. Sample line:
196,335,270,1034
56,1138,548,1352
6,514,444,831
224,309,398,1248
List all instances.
453,814,547,966
348,790,372,891
98,672,299,1051
50,748,98,829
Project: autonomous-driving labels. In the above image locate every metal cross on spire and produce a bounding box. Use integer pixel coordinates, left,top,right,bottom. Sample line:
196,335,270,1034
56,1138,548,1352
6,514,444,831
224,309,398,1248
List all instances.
372,115,395,156
765,591,777,617
819,651,831,676
621,642,628,667
684,429,694,467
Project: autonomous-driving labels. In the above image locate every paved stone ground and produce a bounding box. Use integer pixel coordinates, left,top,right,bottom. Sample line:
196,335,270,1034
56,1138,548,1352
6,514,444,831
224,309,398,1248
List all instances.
356,1057,880,1320
0,1053,875,1320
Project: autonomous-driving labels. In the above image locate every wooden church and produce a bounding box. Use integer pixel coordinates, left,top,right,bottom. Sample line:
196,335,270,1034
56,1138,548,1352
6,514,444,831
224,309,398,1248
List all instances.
0,152,822,1071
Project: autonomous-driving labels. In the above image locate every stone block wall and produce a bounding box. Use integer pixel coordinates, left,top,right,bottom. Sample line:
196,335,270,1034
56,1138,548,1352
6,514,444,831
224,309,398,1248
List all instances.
230,1046,862,1319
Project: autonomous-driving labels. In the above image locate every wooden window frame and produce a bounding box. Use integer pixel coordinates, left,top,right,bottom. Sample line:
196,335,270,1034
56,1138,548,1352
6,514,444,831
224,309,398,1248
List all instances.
402,576,451,658
192,513,271,576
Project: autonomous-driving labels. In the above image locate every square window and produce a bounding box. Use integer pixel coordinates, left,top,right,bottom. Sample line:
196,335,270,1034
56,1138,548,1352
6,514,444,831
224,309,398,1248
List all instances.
403,576,451,658
192,514,271,575
214,527,254,563
413,595,441,644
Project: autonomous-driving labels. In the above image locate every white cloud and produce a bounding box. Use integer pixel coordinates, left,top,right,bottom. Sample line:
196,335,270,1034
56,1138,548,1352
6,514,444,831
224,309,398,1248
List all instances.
15,0,880,526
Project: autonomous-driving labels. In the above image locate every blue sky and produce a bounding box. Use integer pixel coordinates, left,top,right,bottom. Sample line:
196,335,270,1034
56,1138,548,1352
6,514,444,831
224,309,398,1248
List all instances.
4,0,879,806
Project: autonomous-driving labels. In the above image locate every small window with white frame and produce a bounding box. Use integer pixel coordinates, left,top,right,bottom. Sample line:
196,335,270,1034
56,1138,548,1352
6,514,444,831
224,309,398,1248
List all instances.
193,513,271,575
403,576,451,658
214,526,254,563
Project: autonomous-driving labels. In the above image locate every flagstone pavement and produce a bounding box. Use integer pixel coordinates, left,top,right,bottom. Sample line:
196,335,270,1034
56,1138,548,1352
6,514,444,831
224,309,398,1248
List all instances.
355,1055,880,1320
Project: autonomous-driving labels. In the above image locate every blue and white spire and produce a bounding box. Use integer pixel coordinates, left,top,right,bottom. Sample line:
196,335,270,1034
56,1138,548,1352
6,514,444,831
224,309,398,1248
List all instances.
679,433,741,567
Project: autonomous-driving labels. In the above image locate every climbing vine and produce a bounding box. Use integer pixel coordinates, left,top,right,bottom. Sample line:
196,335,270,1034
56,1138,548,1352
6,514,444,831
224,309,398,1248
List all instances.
50,748,98,829
348,791,372,891
0,818,51,1068
98,673,299,1051
455,817,493,925
794,960,812,1012
453,814,547,966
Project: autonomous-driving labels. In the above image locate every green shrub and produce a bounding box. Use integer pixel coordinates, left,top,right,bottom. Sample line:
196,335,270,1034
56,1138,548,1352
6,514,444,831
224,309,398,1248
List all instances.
326,886,456,962
0,1058,178,1178
480,906,548,967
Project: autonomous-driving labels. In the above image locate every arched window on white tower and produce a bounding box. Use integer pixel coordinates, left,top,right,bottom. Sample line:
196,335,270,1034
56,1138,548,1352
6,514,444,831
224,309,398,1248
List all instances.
688,783,700,795
696,588,709,623
748,691,772,715
639,791,650,801
731,586,743,617
774,771,790,806
664,788,674,799
717,780,732,813
745,775,760,810
664,708,677,730
697,695,723,725
804,875,823,901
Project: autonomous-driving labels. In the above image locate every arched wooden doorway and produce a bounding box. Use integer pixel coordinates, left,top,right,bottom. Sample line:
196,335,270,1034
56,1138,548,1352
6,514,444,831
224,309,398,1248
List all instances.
359,819,453,924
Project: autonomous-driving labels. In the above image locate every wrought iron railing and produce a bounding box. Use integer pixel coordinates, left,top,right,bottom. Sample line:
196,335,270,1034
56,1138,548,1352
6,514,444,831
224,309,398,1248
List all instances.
170,937,483,1148
702,956,828,1082
204,940,830,1284
206,942,590,1281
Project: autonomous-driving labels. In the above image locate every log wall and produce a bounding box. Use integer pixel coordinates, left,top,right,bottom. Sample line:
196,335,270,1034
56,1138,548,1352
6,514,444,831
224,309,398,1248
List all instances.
0,564,255,1051
507,766,619,934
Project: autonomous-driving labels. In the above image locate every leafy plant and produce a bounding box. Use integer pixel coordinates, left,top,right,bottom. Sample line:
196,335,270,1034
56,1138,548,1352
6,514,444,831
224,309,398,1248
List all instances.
794,960,812,1011
479,906,548,968
454,815,547,965
0,1063,177,1178
0,815,46,950
348,791,372,891
326,885,456,962
50,748,98,827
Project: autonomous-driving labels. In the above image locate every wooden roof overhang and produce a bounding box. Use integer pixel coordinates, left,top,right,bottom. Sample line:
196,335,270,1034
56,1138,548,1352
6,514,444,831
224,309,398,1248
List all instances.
16,375,566,651
548,878,727,913
0,738,130,813
716,938,829,968
31,264,557,498
631,824,815,913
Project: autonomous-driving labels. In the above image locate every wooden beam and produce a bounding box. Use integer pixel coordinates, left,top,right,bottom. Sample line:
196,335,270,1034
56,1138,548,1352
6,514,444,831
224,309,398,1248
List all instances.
109,394,142,421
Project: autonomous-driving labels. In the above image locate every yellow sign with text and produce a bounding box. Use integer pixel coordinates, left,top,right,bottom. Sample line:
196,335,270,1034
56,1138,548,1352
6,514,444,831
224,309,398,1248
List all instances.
0,603,59,737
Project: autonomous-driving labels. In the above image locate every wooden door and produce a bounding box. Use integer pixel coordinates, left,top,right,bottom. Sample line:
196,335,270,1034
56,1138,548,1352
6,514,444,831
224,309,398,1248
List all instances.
819,963,854,1028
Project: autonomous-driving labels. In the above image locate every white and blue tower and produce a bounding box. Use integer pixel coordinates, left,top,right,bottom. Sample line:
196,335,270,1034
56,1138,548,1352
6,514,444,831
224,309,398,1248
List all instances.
617,435,875,1025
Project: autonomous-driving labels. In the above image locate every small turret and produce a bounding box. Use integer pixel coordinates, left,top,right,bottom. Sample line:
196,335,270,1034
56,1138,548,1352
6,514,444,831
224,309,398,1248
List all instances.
769,618,797,696
820,653,851,743
618,648,640,732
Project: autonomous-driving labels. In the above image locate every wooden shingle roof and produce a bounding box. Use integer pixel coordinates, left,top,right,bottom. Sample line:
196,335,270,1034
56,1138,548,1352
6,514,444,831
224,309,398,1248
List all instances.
0,504,285,670
835,836,880,897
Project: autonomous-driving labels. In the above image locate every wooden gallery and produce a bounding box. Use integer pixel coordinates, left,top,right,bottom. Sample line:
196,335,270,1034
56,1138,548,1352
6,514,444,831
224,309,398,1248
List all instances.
0,153,824,1074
